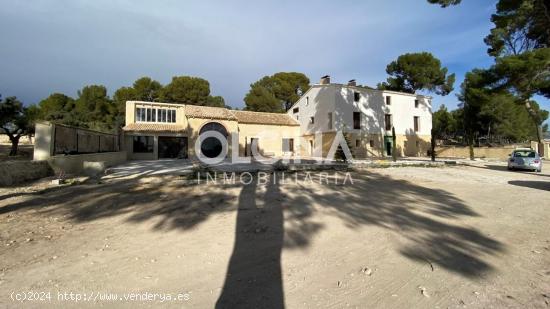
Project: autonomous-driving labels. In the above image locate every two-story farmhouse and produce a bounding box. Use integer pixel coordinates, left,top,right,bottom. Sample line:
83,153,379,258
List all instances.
122,76,432,160
287,76,433,158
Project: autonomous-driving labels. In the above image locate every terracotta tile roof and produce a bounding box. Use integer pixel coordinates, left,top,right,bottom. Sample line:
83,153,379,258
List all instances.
184,105,237,121
232,110,299,126
123,123,186,132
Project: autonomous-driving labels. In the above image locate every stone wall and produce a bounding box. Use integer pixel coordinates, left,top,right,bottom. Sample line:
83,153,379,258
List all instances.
47,151,127,174
435,145,520,160
0,161,54,186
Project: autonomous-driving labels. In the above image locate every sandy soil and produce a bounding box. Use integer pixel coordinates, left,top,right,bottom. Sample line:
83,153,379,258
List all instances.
0,164,549,308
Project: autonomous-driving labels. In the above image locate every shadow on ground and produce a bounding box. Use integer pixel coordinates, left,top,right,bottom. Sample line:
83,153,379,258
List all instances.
0,170,505,308
508,180,550,191
468,163,549,177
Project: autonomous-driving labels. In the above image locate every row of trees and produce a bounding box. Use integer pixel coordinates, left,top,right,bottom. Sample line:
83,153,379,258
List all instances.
0,76,227,155
427,0,550,157
2,71,314,156
38,76,228,132
433,101,548,144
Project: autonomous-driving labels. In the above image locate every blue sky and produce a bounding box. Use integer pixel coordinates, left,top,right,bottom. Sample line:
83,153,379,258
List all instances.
1,0,548,114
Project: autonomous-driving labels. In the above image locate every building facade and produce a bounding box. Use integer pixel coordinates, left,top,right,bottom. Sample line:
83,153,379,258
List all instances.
122,77,433,160
122,101,301,160
286,76,433,158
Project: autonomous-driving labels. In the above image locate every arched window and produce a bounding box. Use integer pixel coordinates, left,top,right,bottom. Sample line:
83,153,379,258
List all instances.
199,122,228,158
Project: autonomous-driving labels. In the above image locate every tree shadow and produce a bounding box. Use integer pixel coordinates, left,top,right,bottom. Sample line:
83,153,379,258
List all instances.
281,171,504,278
1,168,505,305
0,175,237,231
216,174,284,308
508,180,550,191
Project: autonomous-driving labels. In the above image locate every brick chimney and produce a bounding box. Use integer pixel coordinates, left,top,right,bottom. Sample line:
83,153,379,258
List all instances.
320,75,331,85
348,79,356,86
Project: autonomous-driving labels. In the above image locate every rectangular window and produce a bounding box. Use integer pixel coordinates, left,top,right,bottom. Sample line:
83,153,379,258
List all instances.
415,99,419,108
310,116,314,124
169,110,176,123
133,136,154,153
385,114,392,131
354,91,360,102
293,107,299,114
355,139,360,147
369,140,374,147
306,97,309,106
136,107,175,123
328,112,333,130
353,112,361,129
136,108,146,122
282,138,294,152
386,96,391,105
414,116,420,132
415,140,420,148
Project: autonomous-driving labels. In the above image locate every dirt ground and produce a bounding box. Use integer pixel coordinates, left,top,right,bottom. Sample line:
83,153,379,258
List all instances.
0,163,549,308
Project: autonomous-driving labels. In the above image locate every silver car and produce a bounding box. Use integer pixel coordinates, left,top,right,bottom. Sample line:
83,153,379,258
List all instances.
507,148,542,172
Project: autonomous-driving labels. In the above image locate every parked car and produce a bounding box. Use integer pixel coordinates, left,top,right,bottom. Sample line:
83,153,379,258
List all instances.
507,148,542,172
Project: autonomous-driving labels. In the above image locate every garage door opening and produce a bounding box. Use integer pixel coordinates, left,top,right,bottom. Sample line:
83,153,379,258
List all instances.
158,136,188,159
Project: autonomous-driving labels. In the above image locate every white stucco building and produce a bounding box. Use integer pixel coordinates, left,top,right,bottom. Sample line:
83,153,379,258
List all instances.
287,76,433,157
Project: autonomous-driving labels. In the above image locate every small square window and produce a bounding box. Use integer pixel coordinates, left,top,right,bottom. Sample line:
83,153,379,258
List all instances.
293,107,299,114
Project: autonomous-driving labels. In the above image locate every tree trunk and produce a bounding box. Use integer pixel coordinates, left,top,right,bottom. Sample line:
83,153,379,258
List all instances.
467,133,475,161
391,127,397,162
9,136,20,156
430,128,436,162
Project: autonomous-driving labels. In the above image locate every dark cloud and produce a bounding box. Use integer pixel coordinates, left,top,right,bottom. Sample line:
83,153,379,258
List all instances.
3,0,546,114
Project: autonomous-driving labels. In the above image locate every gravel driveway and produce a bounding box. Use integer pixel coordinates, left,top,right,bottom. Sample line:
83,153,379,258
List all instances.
0,164,549,308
